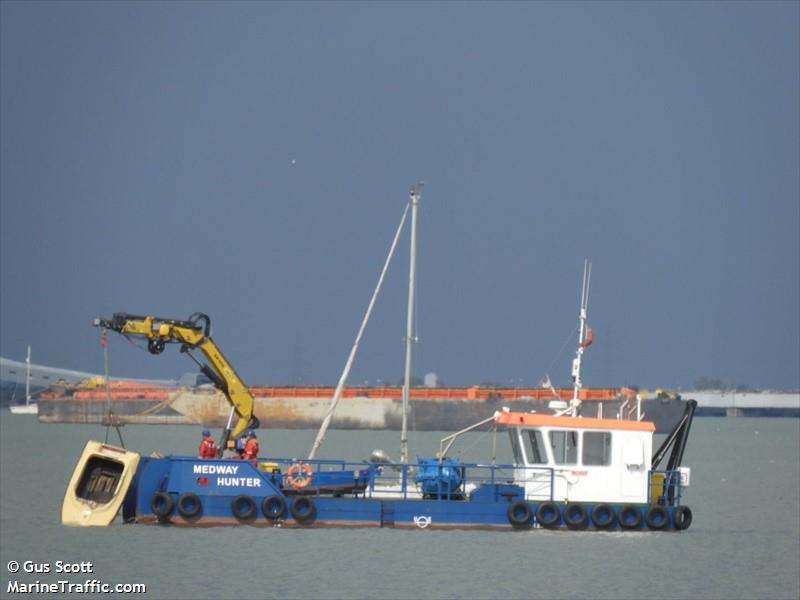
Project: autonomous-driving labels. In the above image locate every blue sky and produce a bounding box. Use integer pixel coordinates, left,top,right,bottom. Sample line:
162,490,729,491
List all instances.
1,1,798,391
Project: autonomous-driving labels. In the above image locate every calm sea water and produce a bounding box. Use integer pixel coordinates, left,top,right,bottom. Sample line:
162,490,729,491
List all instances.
1,415,798,600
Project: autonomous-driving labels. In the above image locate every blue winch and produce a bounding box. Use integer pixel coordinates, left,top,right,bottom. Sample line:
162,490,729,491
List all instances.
414,457,464,498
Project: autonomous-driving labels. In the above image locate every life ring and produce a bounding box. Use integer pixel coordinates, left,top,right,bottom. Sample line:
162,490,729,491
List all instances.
150,492,174,520
262,495,287,520
619,505,642,530
290,496,317,524
176,493,202,519
535,501,561,529
285,463,314,490
231,495,257,521
673,505,693,530
645,505,668,530
506,501,532,529
563,503,589,530
590,503,615,529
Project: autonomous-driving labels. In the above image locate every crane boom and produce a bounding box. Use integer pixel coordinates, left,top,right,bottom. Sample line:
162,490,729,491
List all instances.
93,312,258,454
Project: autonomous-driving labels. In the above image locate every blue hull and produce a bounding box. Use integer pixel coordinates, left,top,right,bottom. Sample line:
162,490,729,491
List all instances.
122,456,692,532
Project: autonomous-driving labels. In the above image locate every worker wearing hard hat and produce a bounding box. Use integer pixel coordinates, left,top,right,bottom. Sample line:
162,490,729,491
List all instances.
242,430,259,461
198,430,218,459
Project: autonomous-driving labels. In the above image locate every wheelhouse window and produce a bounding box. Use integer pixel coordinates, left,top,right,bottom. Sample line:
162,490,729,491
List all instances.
549,430,578,465
583,431,612,466
508,430,524,464
525,430,547,464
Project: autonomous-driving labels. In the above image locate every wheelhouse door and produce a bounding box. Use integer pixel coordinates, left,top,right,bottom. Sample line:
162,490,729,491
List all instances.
509,428,553,500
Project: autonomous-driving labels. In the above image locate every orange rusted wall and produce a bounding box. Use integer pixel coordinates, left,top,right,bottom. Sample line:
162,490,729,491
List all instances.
46,382,634,403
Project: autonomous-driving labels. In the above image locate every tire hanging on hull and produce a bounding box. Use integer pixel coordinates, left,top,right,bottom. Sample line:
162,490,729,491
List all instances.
290,496,317,524
535,502,561,529
619,505,642,530
151,492,174,521
231,495,257,521
645,505,668,530
590,503,615,529
507,501,532,529
176,493,202,519
673,505,693,530
262,495,287,521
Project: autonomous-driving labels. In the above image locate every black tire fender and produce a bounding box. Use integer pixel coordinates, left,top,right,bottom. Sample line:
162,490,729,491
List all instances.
535,501,561,529
506,501,532,529
290,496,317,524
151,492,174,520
262,495,287,520
231,495,257,521
619,505,643,530
563,503,589,530
673,505,693,530
645,505,668,530
590,503,615,529
176,493,202,519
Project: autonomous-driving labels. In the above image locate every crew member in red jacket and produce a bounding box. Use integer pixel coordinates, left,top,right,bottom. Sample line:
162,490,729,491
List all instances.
242,430,259,461
198,430,218,459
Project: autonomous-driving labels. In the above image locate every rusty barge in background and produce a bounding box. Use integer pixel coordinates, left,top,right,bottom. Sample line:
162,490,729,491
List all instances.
34,380,689,432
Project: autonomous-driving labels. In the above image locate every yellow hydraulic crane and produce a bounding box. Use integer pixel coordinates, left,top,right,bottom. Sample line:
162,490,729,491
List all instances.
93,312,258,455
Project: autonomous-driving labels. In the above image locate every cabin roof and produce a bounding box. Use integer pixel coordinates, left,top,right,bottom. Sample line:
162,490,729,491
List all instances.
495,411,656,432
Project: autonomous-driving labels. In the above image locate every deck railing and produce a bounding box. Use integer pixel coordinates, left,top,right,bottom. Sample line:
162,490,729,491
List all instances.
253,457,555,501
168,456,684,506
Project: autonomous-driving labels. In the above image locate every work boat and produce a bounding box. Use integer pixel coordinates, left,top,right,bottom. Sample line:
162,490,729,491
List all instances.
63,392,696,530
61,303,696,531
62,190,695,531
62,320,697,532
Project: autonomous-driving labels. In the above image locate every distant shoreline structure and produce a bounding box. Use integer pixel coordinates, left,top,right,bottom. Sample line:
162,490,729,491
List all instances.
2,357,798,426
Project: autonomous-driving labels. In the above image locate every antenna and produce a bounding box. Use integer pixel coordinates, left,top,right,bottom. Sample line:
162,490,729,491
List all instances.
567,259,592,416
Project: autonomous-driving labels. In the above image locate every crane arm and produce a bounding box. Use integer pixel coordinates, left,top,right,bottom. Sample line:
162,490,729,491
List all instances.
93,312,258,453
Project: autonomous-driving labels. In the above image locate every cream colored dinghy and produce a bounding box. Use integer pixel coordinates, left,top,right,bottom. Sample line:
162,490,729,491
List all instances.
62,441,140,526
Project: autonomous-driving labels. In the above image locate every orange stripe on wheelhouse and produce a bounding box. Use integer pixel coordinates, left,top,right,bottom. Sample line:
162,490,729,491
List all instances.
495,411,655,432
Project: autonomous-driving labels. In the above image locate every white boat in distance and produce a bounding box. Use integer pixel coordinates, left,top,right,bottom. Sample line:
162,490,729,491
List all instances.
7,346,38,415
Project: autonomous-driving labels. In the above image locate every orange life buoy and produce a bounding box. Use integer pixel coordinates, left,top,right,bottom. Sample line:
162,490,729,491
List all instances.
286,463,313,489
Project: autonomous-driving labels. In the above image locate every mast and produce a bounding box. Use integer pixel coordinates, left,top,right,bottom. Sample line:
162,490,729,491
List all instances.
307,200,410,460
25,345,31,406
569,260,592,416
399,186,421,465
